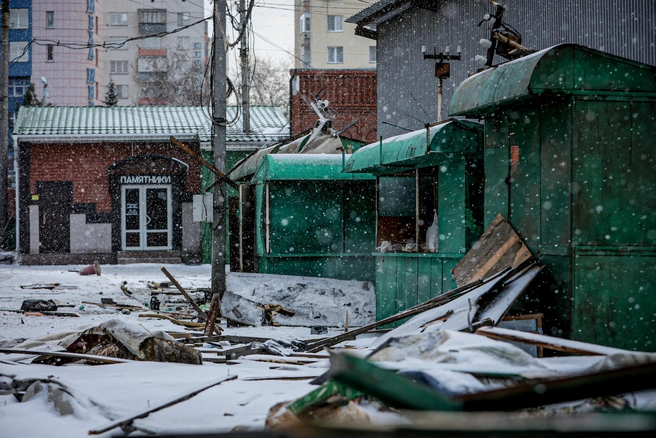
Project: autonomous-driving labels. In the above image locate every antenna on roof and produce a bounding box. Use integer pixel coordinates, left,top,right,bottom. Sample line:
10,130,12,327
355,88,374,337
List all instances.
477,1,535,68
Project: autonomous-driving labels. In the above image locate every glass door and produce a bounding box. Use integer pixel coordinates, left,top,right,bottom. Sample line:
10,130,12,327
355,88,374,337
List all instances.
121,185,172,250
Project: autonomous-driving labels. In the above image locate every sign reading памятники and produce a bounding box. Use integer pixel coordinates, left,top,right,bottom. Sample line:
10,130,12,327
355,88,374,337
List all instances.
119,175,172,184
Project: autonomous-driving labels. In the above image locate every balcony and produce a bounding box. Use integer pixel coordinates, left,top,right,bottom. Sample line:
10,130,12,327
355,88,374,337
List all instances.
139,48,167,57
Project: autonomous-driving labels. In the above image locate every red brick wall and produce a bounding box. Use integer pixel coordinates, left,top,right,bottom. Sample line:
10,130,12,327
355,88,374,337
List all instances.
29,142,202,213
290,69,377,144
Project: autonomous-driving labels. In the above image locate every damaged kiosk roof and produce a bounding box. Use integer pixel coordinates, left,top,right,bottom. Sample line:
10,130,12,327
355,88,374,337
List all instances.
345,119,482,175
252,154,375,183
450,44,656,118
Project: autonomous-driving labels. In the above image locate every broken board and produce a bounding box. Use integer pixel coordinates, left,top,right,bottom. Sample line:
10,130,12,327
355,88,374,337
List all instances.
451,213,532,287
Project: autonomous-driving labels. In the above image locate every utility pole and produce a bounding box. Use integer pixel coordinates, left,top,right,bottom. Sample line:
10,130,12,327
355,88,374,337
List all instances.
211,0,227,298
421,45,461,122
239,0,250,133
0,0,10,248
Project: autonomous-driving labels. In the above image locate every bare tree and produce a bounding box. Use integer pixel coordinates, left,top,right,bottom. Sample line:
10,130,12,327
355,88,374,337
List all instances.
136,49,210,106
234,56,292,118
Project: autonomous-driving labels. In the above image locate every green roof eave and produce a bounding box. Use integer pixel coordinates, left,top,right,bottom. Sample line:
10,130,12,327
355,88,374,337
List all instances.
252,154,375,182
450,44,656,118
345,120,482,175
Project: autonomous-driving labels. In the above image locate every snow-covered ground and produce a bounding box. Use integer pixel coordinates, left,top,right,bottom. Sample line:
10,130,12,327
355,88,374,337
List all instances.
2,263,656,437
0,263,373,437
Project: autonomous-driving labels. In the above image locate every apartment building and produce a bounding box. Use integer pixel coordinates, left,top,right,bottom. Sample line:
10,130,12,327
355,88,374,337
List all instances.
294,0,376,69
4,0,32,122
31,0,104,106
103,0,208,106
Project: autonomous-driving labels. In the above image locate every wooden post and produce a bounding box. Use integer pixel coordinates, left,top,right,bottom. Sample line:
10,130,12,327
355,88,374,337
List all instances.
160,266,222,335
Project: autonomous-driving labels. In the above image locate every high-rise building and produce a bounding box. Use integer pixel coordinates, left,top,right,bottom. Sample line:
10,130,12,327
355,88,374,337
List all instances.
294,0,377,69
102,0,208,106
31,0,104,106
4,0,32,122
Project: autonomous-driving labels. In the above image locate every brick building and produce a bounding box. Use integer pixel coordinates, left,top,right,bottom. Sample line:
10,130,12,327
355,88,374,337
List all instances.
290,69,377,144
12,105,288,265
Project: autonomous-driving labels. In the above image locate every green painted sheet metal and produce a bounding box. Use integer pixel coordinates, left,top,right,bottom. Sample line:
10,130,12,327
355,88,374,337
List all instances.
345,120,482,174
253,154,375,182
200,150,250,264
328,353,462,411
374,254,462,322
450,44,656,117
573,99,656,247
573,255,656,350
258,255,375,281
253,176,377,281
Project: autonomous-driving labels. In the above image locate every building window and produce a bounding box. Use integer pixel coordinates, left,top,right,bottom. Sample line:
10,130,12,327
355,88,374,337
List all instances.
300,13,310,34
141,37,162,49
193,42,202,49
88,14,94,29
177,12,189,26
46,11,54,28
8,78,30,98
301,43,311,65
87,68,96,84
9,42,29,63
88,47,95,60
88,85,95,100
87,0,95,14
327,46,343,64
327,15,343,32
47,45,54,61
369,46,376,63
177,36,190,50
108,36,128,50
193,51,201,58
9,9,29,29
138,57,168,72
110,12,128,26
139,9,167,34
111,60,129,75
139,9,167,24
116,85,129,100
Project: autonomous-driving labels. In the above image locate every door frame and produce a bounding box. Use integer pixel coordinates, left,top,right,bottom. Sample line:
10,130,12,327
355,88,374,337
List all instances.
121,184,172,250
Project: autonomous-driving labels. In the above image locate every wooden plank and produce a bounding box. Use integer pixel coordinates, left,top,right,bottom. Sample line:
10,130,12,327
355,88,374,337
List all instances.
304,278,486,353
475,326,633,356
0,348,131,364
451,213,532,287
138,313,205,328
203,294,221,336
89,375,237,435
160,266,222,335
170,136,238,190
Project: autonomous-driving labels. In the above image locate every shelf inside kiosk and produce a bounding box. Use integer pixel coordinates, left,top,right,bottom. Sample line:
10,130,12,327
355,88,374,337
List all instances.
377,167,439,253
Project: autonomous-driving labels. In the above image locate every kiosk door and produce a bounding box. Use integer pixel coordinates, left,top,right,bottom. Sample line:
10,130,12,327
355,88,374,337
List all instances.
122,185,172,250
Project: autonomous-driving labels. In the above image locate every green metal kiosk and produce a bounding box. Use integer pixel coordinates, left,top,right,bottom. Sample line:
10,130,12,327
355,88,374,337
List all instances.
241,154,377,281
345,120,484,320
450,44,656,350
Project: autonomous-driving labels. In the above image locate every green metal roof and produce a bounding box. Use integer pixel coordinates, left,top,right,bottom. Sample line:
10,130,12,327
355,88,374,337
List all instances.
450,44,656,118
253,154,375,182
345,120,482,174
13,105,289,144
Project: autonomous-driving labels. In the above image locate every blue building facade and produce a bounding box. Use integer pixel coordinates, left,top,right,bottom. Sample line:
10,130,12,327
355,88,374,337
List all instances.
6,0,32,120
2,0,32,186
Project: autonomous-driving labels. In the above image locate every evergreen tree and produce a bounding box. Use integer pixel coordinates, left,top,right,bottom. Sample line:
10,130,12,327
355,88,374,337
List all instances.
104,80,119,107
21,83,42,106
